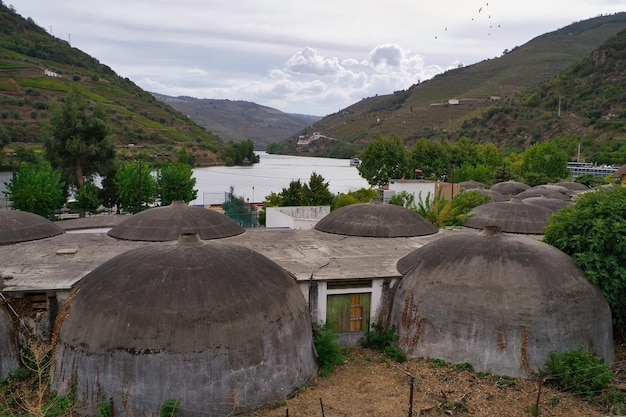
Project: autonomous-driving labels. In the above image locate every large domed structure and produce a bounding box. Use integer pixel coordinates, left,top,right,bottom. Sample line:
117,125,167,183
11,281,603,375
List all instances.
464,199,554,234
52,234,317,416
107,200,244,241
391,227,614,377
0,209,63,244
314,202,438,237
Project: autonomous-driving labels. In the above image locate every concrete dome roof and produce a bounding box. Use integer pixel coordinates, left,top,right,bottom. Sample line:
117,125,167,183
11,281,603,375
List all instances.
472,188,508,203
107,200,244,241
522,196,571,212
314,202,438,237
52,234,317,416
490,180,530,196
464,199,554,234
459,180,485,190
555,180,590,192
392,227,614,377
0,209,63,245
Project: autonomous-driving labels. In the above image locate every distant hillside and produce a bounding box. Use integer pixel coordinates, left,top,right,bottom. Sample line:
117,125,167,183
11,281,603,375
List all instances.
465,28,626,164
270,13,626,159
0,4,223,168
152,93,320,150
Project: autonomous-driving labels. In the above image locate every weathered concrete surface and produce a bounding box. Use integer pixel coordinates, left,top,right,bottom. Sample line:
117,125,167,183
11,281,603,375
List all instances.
0,306,19,378
314,201,438,238
464,199,555,234
0,209,63,244
52,234,317,417
391,227,614,377
107,200,244,241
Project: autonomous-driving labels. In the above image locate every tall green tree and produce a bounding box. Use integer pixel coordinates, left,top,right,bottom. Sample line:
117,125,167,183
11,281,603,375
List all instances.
521,140,568,183
302,172,335,206
408,138,451,180
543,186,626,337
5,163,64,219
45,88,116,190
114,160,157,213
358,135,409,186
158,161,198,205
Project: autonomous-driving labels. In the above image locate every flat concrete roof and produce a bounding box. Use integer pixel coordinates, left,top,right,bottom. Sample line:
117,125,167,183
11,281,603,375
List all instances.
0,215,470,295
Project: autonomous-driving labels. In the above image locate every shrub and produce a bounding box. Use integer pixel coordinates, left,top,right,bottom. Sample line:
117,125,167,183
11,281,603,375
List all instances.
360,321,406,362
543,346,612,397
312,322,344,376
159,398,180,417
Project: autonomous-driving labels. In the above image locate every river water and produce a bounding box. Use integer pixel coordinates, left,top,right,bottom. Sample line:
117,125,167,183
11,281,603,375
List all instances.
0,152,370,207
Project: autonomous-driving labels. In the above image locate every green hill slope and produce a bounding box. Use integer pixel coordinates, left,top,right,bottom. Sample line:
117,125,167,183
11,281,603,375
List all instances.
0,4,223,168
272,13,626,159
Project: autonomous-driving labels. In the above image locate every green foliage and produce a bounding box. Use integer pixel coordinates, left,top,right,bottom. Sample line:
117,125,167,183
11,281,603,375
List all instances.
521,140,568,183
73,180,103,214
388,190,416,211
270,172,335,207
98,400,112,417
219,139,259,166
357,135,409,187
543,346,612,396
359,321,406,362
45,88,116,190
452,362,473,372
574,173,606,188
113,160,158,213
159,398,181,417
413,189,488,227
332,187,378,210
312,322,344,377
5,162,64,218
157,161,198,205
543,186,626,335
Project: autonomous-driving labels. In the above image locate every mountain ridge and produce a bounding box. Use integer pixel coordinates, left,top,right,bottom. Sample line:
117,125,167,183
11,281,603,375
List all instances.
151,93,320,150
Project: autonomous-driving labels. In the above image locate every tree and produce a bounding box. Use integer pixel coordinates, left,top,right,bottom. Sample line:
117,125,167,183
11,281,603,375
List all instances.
408,138,451,180
74,180,102,214
158,161,198,205
45,88,116,190
543,186,626,337
521,141,567,183
358,135,409,187
302,172,334,206
4,163,64,219
114,160,157,213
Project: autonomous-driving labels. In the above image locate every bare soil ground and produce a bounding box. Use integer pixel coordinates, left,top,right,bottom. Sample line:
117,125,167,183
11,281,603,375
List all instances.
252,346,626,417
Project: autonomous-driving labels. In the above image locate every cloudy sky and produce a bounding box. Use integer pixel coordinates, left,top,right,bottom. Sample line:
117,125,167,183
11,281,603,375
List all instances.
10,1,624,116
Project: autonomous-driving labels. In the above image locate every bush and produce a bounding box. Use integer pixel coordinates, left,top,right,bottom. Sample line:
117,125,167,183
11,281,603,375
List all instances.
543,346,612,397
159,398,180,417
312,322,344,376
360,321,406,362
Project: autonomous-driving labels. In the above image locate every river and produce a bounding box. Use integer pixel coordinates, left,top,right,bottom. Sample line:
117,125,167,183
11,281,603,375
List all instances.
0,152,370,207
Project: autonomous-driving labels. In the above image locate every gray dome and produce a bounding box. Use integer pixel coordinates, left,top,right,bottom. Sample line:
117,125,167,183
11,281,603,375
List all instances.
490,180,530,196
472,188,508,203
314,202,438,237
555,180,590,192
464,199,554,234
459,180,485,190
522,196,571,212
391,227,614,377
107,200,244,241
52,234,317,416
0,209,63,244
0,306,19,379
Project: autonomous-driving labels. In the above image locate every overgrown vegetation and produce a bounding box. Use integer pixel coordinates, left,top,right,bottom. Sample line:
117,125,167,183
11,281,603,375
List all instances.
359,321,406,362
543,186,626,338
312,322,344,377
543,346,613,397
